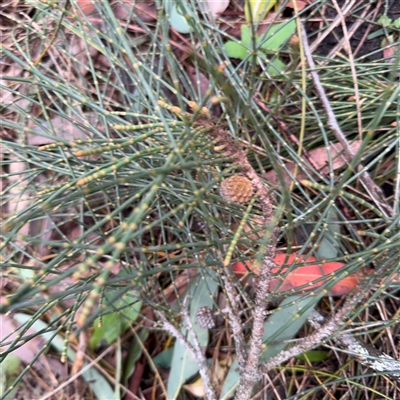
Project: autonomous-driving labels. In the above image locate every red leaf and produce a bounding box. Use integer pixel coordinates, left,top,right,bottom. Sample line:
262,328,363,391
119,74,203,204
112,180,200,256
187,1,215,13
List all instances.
232,254,365,296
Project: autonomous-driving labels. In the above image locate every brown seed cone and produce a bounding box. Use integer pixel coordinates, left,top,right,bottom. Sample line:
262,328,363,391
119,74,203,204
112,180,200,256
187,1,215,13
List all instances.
220,174,253,205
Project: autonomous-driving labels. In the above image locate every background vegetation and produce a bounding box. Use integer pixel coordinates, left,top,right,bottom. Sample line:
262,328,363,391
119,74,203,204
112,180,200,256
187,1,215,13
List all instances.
1,0,399,399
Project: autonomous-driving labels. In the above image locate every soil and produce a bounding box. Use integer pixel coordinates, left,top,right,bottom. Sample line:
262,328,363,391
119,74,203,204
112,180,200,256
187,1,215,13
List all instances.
313,0,400,60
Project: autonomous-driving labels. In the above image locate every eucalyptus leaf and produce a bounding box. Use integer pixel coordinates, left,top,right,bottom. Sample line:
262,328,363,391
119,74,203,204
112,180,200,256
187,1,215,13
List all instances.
170,4,192,34
153,347,174,369
316,208,341,260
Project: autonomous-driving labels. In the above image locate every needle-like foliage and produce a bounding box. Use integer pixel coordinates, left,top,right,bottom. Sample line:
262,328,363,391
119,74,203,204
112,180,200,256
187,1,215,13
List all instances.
1,0,399,399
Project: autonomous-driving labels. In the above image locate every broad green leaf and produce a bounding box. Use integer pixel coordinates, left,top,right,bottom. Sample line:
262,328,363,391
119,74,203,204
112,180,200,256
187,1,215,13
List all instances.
91,312,124,348
259,20,296,52
245,0,277,24
220,295,317,399
168,343,199,399
167,272,219,399
119,298,143,321
224,41,248,60
153,347,174,369
170,4,192,34
316,208,340,260
266,58,287,76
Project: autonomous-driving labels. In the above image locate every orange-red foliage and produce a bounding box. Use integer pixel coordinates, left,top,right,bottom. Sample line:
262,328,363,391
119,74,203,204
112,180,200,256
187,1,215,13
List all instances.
232,254,368,296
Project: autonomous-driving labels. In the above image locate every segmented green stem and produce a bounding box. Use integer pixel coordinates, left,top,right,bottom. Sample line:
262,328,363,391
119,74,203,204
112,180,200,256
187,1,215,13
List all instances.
301,180,384,218
224,196,258,267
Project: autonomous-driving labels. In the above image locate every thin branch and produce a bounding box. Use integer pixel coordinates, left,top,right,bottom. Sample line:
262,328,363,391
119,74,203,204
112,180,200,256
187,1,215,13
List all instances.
260,277,400,382
300,24,392,218
309,0,357,53
324,3,372,60
187,102,279,399
308,310,400,381
225,141,279,400
260,295,359,374
156,100,279,397
221,274,248,371
156,308,217,400
234,261,274,400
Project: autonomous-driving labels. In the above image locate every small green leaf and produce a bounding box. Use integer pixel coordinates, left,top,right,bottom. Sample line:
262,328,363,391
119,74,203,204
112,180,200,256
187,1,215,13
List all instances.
2,354,21,375
258,20,296,52
265,58,287,76
378,15,392,27
1,354,20,400
224,22,294,69
224,25,251,60
224,41,248,60
240,24,252,46
393,18,400,29
245,0,277,24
